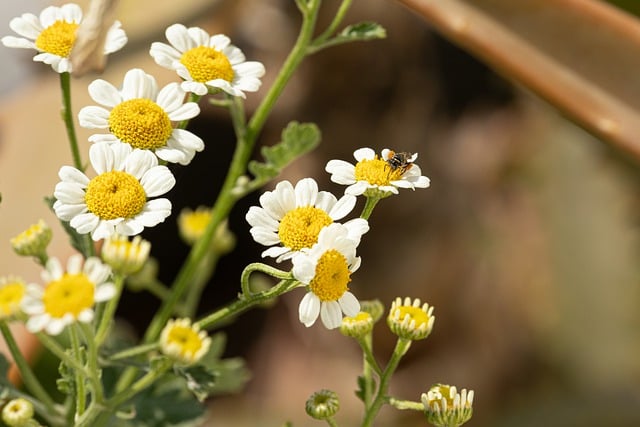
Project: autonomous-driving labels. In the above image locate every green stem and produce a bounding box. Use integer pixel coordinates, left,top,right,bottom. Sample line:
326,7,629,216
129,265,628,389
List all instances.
313,0,354,45
78,323,104,404
36,332,89,376
69,326,86,418
59,72,83,171
196,279,299,330
0,323,56,411
361,339,412,427
325,418,339,427
94,274,125,346
108,358,172,409
388,397,424,411
142,0,321,345
360,195,382,220
357,334,378,409
240,263,293,296
182,251,219,318
109,343,159,362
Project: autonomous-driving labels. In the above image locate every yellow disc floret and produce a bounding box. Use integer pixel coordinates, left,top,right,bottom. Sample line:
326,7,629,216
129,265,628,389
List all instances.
35,20,78,57
180,46,234,83
160,318,211,365
43,274,95,318
0,280,26,317
278,207,333,251
85,171,147,220
354,157,403,186
108,99,173,150
309,249,351,302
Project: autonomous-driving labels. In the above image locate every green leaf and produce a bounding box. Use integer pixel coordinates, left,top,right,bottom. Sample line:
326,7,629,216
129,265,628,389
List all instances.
248,121,321,182
335,22,387,43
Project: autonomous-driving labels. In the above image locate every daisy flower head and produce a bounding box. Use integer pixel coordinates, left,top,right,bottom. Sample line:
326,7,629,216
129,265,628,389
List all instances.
422,384,474,427
150,23,265,98
1,3,127,73
78,68,204,165
292,223,363,329
53,142,176,241
246,178,369,262
0,276,28,319
326,148,430,196
22,254,115,335
160,318,212,365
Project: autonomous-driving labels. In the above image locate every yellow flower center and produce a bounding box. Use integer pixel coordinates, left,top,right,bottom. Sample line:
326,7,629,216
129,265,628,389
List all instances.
428,385,454,407
43,273,95,318
85,171,147,220
0,282,25,316
395,305,431,328
108,99,173,150
180,45,235,83
309,249,351,302
278,207,333,251
354,157,403,186
180,208,211,239
166,324,204,357
35,20,78,57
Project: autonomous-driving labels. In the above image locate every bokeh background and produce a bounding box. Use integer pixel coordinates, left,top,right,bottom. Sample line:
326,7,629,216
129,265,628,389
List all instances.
1,0,640,426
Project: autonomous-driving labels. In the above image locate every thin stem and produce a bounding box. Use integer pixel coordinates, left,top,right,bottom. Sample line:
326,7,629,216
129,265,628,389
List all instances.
182,251,219,318
59,72,83,171
240,263,293,296
325,418,339,427
313,0,354,45
79,323,104,404
109,343,159,362
0,323,56,411
36,332,89,375
388,397,424,411
357,334,378,409
360,195,382,220
361,339,412,427
95,274,125,346
68,326,86,418
196,279,299,330
108,358,172,409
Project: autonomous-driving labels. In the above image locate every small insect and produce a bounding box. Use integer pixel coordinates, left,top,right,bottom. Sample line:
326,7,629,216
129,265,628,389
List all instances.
384,150,416,175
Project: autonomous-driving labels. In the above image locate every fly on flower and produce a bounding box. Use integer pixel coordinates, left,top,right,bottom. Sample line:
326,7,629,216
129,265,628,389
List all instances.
384,150,416,175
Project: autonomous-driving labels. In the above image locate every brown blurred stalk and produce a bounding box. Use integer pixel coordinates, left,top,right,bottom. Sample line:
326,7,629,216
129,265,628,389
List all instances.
395,0,640,160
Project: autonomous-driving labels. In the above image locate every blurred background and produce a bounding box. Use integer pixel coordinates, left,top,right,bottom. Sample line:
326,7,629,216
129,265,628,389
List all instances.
1,0,640,426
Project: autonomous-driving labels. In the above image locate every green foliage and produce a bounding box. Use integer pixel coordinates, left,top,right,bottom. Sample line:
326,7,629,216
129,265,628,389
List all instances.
336,22,387,43
248,121,321,182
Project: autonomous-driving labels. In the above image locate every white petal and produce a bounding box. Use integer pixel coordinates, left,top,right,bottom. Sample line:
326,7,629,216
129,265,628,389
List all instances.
44,257,64,280
233,61,265,79
186,26,211,46
345,181,369,196
328,194,356,220
60,3,82,23
292,255,316,284
133,199,172,226
89,142,115,174
122,69,157,100
77,309,94,323
325,160,356,185
171,129,204,150
180,80,208,96
298,292,320,327
71,213,100,234
58,165,89,185
26,314,49,334
156,82,186,113
208,34,231,50
9,14,42,40
91,220,117,241
95,283,116,302
313,191,337,213
354,147,376,161
246,207,279,230
339,292,360,317
149,42,182,68
66,254,84,274
45,318,68,336
295,178,318,207
165,24,193,52
88,134,118,144
167,102,200,121
78,106,110,128
88,79,122,108
54,203,87,221
1,36,35,49
344,218,370,242
140,166,175,197
320,301,343,329
124,149,156,179
261,246,290,259
250,228,281,246
104,21,127,54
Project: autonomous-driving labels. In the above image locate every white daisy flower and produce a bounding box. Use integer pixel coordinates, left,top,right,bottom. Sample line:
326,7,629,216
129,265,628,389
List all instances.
326,148,430,196
150,23,265,98
1,3,127,73
22,254,115,335
53,142,176,241
292,223,363,329
246,178,369,262
78,68,204,165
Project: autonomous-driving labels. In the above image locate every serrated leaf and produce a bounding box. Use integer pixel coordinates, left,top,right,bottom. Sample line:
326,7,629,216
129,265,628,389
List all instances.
249,122,321,183
174,365,217,402
337,22,387,42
